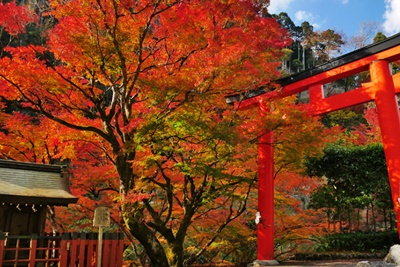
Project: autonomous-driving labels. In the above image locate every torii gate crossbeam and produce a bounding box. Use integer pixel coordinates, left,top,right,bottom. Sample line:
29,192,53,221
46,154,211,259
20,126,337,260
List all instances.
226,32,400,264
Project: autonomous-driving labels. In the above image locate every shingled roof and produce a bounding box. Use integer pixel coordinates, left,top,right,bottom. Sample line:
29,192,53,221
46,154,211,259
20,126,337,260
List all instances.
0,159,78,206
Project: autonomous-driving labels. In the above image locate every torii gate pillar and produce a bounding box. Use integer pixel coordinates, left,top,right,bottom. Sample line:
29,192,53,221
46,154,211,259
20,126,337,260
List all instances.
256,100,277,264
370,60,400,230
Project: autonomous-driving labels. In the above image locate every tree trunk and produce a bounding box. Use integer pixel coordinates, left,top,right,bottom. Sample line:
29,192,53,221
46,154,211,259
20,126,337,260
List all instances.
383,208,387,231
129,219,171,267
371,204,376,231
297,42,301,72
390,212,394,230
116,152,136,191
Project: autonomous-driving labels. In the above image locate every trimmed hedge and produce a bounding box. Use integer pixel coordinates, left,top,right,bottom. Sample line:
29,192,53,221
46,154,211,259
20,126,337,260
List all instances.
294,251,387,261
315,231,399,252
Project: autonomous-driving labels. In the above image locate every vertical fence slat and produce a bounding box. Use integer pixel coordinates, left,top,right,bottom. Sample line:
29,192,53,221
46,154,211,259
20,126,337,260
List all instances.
46,234,53,263
102,232,111,267
59,233,70,267
0,232,5,265
54,232,63,261
116,233,124,267
109,233,117,266
69,232,79,267
86,233,96,267
29,234,38,266
15,237,20,264
78,233,87,267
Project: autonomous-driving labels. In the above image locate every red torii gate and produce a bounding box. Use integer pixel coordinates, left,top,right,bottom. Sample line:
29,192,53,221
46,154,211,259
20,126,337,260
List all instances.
226,32,400,264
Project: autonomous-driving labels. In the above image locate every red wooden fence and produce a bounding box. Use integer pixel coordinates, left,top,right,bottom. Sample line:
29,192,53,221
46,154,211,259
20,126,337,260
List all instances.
0,232,124,267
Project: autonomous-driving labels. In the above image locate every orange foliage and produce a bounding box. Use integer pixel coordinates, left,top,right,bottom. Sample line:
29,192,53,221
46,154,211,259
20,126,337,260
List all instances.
350,108,382,145
0,2,37,35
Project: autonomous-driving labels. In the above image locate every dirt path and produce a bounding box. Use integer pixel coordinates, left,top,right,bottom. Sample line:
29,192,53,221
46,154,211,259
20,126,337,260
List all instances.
279,259,381,266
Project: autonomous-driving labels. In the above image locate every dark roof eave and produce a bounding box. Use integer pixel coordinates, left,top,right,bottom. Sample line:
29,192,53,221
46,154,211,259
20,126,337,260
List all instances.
225,86,269,105
0,159,63,173
0,195,79,206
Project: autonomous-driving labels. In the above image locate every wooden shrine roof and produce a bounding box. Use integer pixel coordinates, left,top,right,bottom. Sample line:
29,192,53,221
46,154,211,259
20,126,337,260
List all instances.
0,159,78,206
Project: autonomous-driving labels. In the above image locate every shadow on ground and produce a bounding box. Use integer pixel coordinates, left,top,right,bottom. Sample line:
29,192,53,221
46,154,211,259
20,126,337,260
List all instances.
279,259,383,266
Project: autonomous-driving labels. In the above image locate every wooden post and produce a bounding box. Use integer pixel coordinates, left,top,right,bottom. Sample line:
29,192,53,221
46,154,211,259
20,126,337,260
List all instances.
93,206,110,267
98,227,103,267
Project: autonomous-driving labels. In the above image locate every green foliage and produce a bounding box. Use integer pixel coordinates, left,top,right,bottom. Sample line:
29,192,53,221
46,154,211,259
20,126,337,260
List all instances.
306,143,393,232
373,32,387,43
314,231,398,252
321,109,367,129
306,143,388,182
272,12,344,74
193,224,257,265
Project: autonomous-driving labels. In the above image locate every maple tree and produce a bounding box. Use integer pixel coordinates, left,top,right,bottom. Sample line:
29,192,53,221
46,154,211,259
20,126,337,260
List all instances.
0,0,332,265
274,171,326,256
350,107,382,145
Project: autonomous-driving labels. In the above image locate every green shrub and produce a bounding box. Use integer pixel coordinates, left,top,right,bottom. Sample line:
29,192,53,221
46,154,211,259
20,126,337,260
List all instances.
294,251,387,261
314,231,398,252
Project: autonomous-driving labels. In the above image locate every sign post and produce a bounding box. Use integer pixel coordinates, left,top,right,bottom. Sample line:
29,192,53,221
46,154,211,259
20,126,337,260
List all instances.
93,206,110,267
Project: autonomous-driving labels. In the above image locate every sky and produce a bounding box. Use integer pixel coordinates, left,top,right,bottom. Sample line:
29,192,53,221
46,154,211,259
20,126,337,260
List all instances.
268,0,400,38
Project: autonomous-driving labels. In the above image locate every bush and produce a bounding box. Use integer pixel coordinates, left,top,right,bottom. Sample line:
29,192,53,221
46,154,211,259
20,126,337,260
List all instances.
314,231,399,252
294,251,387,261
